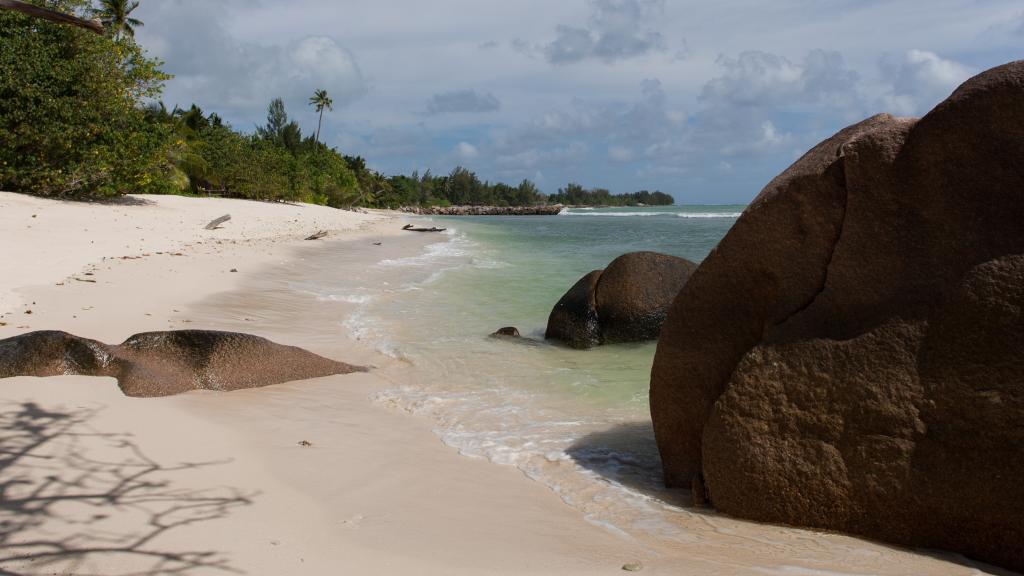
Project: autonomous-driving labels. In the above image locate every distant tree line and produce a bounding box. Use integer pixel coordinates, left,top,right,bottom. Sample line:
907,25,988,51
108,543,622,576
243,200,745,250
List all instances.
359,166,543,209
547,183,674,206
351,165,672,209
0,0,674,208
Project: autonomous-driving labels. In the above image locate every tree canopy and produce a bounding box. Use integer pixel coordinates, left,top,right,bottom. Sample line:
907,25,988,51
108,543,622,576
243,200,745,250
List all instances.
0,0,169,197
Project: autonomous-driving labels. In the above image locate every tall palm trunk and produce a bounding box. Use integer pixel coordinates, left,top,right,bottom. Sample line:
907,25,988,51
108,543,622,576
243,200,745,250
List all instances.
315,109,324,146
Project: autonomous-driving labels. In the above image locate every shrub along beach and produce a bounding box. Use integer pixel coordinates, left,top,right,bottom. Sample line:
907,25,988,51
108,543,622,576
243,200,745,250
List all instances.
1,1,1022,575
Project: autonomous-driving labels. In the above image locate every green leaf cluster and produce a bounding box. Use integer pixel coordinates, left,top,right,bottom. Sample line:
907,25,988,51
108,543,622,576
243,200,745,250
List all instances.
0,0,172,198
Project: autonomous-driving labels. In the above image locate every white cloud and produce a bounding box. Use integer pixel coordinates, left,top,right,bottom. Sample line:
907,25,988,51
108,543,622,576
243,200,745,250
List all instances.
542,0,667,64
136,2,366,124
455,142,480,160
608,146,635,162
879,50,974,116
700,50,860,109
426,89,501,115
719,121,791,156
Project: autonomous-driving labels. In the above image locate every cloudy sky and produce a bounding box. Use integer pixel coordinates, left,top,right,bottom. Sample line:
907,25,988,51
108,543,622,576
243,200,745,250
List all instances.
135,0,1022,203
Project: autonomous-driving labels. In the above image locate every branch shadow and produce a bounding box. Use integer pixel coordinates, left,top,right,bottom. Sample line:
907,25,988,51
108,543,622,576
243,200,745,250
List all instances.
0,401,254,575
55,195,155,207
565,420,692,509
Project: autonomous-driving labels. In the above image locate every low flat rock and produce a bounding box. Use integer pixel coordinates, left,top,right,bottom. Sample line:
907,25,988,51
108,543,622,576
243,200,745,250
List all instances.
0,329,366,397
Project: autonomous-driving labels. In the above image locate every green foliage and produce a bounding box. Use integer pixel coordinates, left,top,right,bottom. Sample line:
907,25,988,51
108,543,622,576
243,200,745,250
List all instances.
548,183,674,206
0,0,171,198
93,0,144,38
151,100,359,207
309,88,333,145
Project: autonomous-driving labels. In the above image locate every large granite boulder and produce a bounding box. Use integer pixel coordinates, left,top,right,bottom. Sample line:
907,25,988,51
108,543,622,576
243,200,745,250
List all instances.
545,270,604,348
0,329,366,397
650,61,1024,570
545,252,696,349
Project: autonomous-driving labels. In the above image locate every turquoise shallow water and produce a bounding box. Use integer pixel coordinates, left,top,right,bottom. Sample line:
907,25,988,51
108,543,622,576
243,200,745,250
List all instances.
381,204,745,407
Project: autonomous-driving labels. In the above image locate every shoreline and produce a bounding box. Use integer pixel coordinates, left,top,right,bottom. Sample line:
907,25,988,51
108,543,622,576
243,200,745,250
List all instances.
0,192,1011,575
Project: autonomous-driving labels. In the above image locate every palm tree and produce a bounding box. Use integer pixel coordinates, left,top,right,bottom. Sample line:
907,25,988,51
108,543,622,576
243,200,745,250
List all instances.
308,89,333,147
93,0,143,39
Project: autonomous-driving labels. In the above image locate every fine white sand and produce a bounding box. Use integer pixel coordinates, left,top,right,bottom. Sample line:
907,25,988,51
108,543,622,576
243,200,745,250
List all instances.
0,193,646,575
0,192,1008,575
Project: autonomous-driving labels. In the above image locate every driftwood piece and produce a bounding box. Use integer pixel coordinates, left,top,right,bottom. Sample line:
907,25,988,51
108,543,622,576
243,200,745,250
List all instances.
0,0,104,34
204,214,231,230
402,224,447,233
305,230,328,241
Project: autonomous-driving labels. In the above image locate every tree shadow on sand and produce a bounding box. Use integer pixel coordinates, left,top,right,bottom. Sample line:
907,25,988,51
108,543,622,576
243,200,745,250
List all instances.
565,420,693,509
0,401,254,575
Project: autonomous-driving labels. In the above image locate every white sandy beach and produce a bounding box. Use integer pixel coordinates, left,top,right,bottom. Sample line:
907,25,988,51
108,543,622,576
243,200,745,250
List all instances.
0,192,652,575
0,192,1009,575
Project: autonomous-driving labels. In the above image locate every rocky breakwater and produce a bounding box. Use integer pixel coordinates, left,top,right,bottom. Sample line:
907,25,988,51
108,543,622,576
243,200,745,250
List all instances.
546,251,696,349
0,329,366,397
650,61,1024,571
401,205,563,216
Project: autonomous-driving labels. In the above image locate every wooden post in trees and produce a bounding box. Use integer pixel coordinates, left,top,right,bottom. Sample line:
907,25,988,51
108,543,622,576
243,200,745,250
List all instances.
0,0,105,34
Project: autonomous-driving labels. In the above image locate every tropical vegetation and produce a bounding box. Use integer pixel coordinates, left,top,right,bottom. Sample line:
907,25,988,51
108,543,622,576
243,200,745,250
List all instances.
0,0,169,198
0,0,675,208
93,0,142,38
548,184,674,207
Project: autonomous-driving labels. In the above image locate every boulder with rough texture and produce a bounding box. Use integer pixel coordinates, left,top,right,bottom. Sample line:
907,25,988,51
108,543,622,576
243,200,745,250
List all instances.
596,252,698,344
650,61,1024,571
545,270,603,348
0,329,366,397
546,252,696,349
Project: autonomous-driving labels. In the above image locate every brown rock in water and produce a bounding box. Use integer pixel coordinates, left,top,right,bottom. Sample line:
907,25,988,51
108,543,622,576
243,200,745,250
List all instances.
650,61,1024,570
596,252,697,344
545,252,696,349
0,329,366,397
545,270,603,349
490,327,521,338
